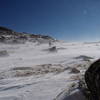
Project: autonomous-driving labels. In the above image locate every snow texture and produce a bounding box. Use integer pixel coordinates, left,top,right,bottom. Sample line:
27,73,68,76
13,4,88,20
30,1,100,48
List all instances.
0,41,99,100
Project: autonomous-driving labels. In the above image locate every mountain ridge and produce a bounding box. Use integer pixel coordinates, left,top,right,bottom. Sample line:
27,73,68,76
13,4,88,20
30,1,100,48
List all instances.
0,26,56,43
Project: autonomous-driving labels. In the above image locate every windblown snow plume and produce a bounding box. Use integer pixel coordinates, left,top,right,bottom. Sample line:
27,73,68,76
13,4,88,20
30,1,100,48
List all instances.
0,27,99,100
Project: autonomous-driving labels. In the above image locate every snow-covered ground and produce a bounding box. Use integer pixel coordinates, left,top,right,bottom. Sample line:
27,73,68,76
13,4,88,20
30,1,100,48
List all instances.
0,41,100,100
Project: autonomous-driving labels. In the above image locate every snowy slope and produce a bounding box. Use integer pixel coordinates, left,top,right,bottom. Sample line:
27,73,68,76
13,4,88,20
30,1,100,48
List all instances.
0,41,100,100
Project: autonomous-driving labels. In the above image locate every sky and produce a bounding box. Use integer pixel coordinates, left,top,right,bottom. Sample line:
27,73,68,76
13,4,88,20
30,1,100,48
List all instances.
0,0,100,41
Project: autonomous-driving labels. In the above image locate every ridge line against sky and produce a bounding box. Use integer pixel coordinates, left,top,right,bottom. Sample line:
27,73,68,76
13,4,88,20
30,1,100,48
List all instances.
0,0,100,42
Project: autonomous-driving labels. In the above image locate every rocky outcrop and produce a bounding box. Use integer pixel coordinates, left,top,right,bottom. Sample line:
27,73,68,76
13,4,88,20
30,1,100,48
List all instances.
0,26,13,32
0,50,9,57
85,59,100,100
0,26,55,44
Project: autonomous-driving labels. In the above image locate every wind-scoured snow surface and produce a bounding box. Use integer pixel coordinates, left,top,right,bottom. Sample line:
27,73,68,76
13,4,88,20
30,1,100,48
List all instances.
0,41,99,100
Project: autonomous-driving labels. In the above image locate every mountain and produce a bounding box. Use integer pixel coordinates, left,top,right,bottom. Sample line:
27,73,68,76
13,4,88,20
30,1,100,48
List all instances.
0,26,13,32
0,26,55,44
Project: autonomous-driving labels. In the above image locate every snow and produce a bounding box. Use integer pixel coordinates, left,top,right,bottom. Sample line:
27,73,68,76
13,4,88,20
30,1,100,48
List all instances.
0,41,100,100
55,89,86,100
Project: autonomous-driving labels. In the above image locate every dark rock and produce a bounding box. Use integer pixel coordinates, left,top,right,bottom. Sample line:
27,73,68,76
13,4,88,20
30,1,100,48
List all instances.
0,26,13,32
70,68,80,74
0,36,5,42
0,50,9,57
85,59,100,100
49,46,57,52
0,26,56,44
75,55,93,61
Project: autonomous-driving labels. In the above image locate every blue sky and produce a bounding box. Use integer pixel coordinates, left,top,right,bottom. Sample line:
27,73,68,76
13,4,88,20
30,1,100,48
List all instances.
0,0,100,41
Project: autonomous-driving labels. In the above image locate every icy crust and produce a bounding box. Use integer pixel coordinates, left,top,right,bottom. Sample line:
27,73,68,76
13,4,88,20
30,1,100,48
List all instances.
0,41,99,100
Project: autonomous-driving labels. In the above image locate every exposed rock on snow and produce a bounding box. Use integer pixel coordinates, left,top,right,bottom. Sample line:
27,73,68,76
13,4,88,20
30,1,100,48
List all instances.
85,59,100,100
0,26,13,32
0,26,55,44
48,46,57,52
0,64,67,79
70,68,80,74
74,55,93,61
0,50,9,57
